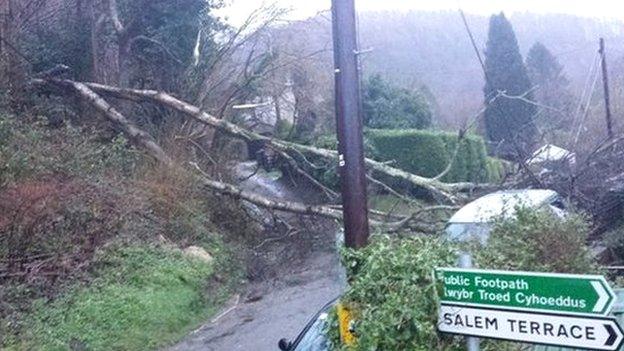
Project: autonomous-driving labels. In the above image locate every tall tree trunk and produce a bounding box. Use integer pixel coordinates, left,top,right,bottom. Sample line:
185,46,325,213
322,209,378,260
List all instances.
90,0,120,85
0,1,8,93
1,0,26,110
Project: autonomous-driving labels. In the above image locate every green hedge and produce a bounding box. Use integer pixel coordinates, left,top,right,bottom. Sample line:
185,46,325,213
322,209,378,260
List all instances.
366,129,496,183
486,156,506,182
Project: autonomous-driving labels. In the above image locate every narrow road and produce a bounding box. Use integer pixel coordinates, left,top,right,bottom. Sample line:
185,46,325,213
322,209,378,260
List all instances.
168,161,345,351
170,253,343,351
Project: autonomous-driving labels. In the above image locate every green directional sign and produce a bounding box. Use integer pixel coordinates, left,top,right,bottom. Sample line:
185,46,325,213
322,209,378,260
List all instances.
437,268,615,316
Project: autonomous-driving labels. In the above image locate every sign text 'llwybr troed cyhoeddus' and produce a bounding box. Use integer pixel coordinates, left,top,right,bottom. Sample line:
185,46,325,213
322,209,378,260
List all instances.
437,268,615,315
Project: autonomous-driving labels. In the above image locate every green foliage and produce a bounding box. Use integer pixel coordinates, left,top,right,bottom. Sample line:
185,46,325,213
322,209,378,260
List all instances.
368,194,429,216
0,114,241,349
313,129,499,189
332,236,461,351
0,114,140,187
362,74,432,129
475,207,598,274
142,0,225,97
9,245,221,351
603,224,624,265
329,209,598,350
366,129,492,182
485,157,507,182
23,5,93,79
483,13,537,157
275,119,295,140
120,0,210,62
311,134,379,189
526,42,568,90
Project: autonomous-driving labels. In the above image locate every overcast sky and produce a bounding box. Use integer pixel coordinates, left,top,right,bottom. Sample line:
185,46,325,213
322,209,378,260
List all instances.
217,0,624,27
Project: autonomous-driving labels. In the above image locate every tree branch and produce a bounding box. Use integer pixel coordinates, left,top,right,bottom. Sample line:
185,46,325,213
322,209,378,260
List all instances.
190,162,343,220
33,77,466,234
129,35,183,64
108,0,125,34
34,79,496,204
34,79,172,166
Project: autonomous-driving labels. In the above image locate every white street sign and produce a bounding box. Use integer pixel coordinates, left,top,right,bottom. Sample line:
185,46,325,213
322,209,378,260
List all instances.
439,304,624,350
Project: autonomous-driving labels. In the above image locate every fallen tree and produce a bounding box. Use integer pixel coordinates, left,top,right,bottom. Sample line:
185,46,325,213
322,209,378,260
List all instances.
32,78,496,204
30,78,474,232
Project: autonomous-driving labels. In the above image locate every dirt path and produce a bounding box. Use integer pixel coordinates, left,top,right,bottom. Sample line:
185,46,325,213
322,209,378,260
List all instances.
168,162,345,351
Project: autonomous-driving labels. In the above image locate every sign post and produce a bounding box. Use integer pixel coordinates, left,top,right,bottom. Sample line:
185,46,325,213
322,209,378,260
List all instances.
458,254,480,351
436,268,623,350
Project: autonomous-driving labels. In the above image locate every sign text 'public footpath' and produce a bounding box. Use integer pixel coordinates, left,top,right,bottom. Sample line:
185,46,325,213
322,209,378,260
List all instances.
438,268,615,315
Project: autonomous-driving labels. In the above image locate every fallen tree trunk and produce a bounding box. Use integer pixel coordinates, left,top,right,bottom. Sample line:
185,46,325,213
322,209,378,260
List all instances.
190,162,343,220
39,79,173,166
32,79,495,203
32,78,443,233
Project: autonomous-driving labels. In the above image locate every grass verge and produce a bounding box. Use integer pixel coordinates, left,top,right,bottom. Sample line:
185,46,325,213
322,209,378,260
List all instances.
6,244,225,351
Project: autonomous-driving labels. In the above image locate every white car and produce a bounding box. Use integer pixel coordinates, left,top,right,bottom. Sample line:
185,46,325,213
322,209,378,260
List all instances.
444,189,567,244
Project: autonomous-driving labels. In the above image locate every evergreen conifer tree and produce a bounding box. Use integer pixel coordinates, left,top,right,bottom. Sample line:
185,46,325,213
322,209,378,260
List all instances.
483,13,537,158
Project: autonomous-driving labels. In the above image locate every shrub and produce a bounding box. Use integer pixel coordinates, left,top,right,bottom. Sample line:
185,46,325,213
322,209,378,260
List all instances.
0,178,123,285
603,224,624,265
474,207,598,274
313,130,501,188
311,134,378,190
366,129,492,182
275,119,295,140
0,115,140,186
363,75,432,129
330,236,461,351
485,156,506,182
329,209,598,350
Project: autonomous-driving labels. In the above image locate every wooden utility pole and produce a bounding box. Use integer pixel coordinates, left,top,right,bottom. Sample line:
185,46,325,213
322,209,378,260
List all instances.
599,37,614,139
331,0,370,249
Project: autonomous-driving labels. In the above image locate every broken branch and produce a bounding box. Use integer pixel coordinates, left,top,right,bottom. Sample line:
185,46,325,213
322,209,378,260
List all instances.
40,79,495,203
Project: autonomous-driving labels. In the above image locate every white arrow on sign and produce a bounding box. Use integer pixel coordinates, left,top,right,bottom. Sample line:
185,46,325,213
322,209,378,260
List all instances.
592,280,610,313
439,304,624,350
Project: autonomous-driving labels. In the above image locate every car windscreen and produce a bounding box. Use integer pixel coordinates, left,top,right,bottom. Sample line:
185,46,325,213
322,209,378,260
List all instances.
293,312,330,351
444,222,492,245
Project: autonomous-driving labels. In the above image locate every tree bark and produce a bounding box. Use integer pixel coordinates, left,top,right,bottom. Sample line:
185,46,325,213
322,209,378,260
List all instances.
1,0,24,109
90,1,120,85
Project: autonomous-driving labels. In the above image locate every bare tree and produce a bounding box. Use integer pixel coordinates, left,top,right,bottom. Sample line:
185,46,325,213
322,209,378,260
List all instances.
35,76,458,233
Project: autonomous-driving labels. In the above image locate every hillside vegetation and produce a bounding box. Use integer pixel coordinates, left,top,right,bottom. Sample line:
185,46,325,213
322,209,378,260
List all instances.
0,113,244,350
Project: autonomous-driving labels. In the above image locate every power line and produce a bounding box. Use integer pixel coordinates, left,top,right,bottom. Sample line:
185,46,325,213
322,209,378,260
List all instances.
459,8,492,89
574,53,602,146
